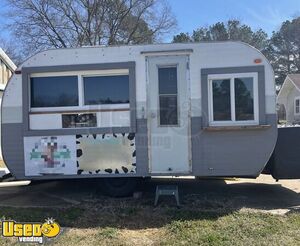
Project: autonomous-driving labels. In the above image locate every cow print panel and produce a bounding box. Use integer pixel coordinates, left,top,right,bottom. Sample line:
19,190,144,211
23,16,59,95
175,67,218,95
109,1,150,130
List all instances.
76,133,136,175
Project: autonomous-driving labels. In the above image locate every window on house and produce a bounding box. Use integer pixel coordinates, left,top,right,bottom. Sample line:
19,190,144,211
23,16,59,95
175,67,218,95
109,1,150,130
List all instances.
30,76,79,108
83,75,129,105
209,73,258,126
158,66,178,126
295,98,300,115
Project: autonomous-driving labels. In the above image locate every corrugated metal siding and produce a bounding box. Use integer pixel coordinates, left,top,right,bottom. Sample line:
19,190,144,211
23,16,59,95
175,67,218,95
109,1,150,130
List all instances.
286,86,300,124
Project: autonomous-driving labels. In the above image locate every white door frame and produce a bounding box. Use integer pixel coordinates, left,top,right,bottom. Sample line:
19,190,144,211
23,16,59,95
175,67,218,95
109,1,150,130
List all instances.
146,55,191,174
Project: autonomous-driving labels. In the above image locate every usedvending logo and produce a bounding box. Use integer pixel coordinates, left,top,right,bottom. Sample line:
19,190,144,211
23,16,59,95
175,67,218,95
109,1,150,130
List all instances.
1,218,60,244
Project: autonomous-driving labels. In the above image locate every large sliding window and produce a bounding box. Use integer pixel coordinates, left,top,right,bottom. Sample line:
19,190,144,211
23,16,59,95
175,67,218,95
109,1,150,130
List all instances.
208,73,258,126
29,70,131,129
30,76,79,108
30,71,129,110
83,75,129,105
158,66,178,126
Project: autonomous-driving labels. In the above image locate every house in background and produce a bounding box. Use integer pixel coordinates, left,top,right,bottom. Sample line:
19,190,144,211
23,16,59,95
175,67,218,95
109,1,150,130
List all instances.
0,48,16,93
277,74,300,124
0,48,16,160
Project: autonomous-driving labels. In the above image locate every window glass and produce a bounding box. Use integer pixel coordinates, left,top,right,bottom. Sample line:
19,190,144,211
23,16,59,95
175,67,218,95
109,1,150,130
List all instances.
234,77,254,121
295,99,300,114
83,75,129,105
158,67,178,125
31,76,78,107
212,79,231,121
158,67,177,94
159,96,178,125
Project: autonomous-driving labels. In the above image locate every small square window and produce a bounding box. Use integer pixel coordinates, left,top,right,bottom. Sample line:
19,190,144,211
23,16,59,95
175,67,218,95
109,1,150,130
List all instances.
209,73,258,126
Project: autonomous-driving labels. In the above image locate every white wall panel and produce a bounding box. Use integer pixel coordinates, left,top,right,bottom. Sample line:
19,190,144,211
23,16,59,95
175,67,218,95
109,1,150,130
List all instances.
97,111,130,127
30,114,62,129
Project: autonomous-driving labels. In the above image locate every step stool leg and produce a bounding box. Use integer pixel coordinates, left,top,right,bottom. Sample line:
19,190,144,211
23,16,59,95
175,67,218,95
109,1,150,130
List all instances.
154,187,159,206
175,190,180,207
154,194,159,206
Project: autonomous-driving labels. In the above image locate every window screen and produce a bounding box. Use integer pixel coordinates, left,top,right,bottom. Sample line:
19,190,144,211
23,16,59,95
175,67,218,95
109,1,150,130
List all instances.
83,75,129,105
158,67,178,126
30,76,79,108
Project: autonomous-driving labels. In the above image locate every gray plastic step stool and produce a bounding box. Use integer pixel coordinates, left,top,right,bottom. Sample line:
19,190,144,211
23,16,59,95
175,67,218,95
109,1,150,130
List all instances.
154,185,180,206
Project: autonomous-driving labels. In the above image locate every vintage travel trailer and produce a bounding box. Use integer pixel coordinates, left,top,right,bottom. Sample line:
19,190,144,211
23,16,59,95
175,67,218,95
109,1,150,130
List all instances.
1,42,281,195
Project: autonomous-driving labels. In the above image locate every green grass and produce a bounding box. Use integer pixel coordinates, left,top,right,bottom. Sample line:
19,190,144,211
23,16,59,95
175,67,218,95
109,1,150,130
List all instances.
0,207,83,227
0,205,299,246
163,212,300,246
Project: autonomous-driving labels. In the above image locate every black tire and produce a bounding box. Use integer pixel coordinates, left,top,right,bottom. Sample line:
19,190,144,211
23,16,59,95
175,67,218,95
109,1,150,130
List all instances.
99,177,139,197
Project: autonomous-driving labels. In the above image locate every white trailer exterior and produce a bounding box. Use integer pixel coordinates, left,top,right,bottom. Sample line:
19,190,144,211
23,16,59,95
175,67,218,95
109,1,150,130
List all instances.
1,42,277,182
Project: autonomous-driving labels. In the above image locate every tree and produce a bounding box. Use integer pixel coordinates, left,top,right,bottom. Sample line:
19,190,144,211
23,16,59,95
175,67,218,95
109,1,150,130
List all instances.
3,0,176,59
172,32,191,43
172,19,268,51
0,37,24,66
265,17,300,85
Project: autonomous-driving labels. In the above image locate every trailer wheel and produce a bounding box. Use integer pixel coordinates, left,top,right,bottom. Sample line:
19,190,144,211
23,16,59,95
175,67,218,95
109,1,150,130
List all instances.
100,178,139,197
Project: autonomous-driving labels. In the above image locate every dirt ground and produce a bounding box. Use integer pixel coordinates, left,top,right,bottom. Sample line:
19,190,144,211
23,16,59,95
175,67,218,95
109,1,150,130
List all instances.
0,175,299,214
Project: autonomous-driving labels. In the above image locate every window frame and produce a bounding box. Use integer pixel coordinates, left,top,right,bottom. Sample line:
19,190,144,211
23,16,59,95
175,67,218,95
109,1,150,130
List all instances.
29,69,130,113
208,72,259,126
294,96,300,115
157,64,180,127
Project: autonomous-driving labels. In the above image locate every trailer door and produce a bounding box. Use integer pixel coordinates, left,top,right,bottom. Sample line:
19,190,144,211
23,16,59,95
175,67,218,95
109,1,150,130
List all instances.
147,55,190,174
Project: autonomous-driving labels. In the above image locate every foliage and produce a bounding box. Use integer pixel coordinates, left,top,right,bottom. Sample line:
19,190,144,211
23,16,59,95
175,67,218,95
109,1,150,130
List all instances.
264,17,300,85
1,0,176,63
173,17,300,86
173,20,268,51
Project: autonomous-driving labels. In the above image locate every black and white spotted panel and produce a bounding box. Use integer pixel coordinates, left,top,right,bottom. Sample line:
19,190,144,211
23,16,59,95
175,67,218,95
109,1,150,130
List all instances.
76,133,136,175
